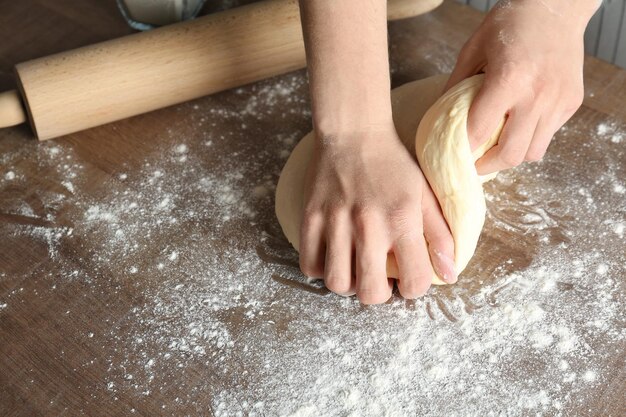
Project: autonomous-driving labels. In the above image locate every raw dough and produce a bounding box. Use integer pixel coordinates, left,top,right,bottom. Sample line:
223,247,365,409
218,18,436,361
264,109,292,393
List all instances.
275,74,504,285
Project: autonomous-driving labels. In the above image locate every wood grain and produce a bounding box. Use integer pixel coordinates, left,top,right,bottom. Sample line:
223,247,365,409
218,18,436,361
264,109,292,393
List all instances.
8,0,442,141
0,1,624,416
0,90,26,127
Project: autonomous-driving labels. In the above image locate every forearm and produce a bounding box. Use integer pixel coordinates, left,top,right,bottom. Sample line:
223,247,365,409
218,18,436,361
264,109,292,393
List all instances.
298,0,393,138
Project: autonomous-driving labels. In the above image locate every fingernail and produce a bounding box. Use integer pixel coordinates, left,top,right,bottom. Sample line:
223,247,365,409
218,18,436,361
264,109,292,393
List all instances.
432,249,458,284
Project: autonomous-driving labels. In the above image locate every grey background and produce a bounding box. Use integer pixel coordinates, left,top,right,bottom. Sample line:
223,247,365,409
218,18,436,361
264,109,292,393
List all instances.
458,0,626,68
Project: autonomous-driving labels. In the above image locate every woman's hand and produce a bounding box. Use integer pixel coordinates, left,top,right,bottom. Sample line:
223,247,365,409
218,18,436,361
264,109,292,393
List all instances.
445,0,599,175
298,0,457,304
299,126,457,304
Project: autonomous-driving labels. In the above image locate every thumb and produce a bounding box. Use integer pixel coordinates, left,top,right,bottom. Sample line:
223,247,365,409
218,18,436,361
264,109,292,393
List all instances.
444,41,484,93
421,181,457,284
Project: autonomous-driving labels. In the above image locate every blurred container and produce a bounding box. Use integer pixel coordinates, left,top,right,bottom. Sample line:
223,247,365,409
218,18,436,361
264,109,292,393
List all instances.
117,0,206,30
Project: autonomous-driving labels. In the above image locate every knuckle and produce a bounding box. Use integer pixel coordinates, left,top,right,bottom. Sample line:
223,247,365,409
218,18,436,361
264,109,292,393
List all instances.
302,201,319,217
390,198,419,216
351,206,374,234
324,202,344,218
301,209,322,231
388,206,416,230
458,40,477,62
469,120,493,145
529,81,550,102
394,228,420,247
494,64,531,89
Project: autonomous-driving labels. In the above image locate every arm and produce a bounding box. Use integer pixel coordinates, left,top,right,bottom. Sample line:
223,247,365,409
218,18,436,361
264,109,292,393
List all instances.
446,0,601,174
298,0,392,136
298,0,457,304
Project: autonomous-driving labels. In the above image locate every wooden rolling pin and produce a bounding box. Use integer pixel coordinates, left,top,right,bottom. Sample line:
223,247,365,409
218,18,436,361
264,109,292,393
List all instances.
0,0,442,141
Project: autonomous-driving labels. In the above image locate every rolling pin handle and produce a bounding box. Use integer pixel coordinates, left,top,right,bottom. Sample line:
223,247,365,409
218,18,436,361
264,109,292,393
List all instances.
0,90,27,128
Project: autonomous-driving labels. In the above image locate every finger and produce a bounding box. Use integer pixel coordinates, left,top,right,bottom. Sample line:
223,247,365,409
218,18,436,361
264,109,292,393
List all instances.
324,209,355,296
421,184,457,284
524,116,557,162
444,41,483,92
387,277,394,294
394,229,435,299
466,76,512,152
299,211,325,278
354,214,392,305
525,114,559,162
475,107,539,175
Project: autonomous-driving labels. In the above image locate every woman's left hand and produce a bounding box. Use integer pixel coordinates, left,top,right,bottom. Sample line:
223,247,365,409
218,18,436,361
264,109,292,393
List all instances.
445,0,600,175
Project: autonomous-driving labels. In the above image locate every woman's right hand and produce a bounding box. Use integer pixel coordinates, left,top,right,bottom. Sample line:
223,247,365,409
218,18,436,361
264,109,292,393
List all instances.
299,125,458,304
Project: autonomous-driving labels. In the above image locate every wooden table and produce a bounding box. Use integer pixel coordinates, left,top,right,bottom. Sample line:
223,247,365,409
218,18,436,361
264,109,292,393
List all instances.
1,1,624,416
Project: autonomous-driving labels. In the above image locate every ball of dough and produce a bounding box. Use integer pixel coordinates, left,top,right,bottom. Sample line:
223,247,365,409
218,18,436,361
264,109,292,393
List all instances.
275,74,503,285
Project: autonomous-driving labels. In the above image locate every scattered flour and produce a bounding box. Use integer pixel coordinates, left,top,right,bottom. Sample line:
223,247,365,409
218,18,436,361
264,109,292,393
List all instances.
498,29,514,45
95,97,623,415
0,69,624,417
596,121,625,145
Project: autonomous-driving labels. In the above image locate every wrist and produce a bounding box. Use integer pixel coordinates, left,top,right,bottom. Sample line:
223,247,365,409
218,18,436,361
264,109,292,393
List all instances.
308,65,393,137
569,0,601,30
533,0,600,30
314,123,397,150
312,100,394,138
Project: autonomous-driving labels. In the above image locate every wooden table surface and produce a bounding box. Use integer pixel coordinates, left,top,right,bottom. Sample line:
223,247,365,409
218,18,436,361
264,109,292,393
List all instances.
1,1,624,416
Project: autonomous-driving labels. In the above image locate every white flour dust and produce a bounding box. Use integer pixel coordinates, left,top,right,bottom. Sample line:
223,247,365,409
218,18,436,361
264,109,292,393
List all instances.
0,70,624,416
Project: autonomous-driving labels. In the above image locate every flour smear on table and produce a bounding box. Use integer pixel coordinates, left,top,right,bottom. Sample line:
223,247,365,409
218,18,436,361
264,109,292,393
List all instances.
0,72,624,416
